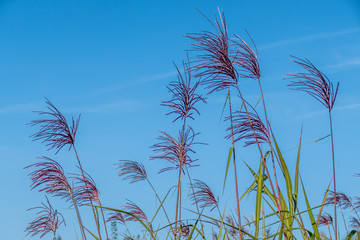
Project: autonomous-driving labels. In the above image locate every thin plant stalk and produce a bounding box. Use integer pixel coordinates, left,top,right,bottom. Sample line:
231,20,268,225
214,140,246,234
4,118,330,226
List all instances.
185,166,205,236
146,178,174,236
257,77,283,221
73,145,103,240
329,111,337,240
70,190,87,240
227,88,243,240
174,164,182,239
235,86,281,214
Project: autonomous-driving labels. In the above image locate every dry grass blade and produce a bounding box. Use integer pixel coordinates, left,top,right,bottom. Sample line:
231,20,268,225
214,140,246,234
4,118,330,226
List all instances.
285,56,339,111
116,160,147,184
318,213,333,226
25,196,65,238
186,10,238,94
29,98,80,153
190,179,218,211
225,110,270,147
232,33,261,80
72,172,100,205
325,190,352,209
162,60,206,122
25,157,72,202
150,127,201,173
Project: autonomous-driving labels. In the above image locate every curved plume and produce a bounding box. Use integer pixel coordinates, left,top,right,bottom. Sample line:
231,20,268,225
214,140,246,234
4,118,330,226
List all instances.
190,179,218,211
186,10,238,93
107,211,125,224
123,200,149,224
116,160,147,184
325,190,352,209
162,60,206,122
150,127,201,173
72,172,100,206
232,33,261,80
29,98,80,153
25,157,72,202
225,110,270,147
286,56,339,111
25,197,65,238
318,213,333,226
351,217,360,229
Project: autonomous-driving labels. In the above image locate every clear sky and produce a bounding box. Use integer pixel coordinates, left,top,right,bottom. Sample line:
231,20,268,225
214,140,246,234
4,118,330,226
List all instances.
0,0,360,239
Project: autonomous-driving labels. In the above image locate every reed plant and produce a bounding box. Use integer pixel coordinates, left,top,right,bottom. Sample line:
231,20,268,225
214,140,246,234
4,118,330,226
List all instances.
24,9,360,240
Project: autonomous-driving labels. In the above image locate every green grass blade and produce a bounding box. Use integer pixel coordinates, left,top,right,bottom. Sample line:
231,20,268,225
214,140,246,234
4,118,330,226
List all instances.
294,125,303,212
96,206,156,239
316,180,332,226
255,161,265,239
301,178,321,240
223,147,233,194
218,90,230,126
345,230,357,240
150,187,173,223
217,207,227,240
83,225,100,240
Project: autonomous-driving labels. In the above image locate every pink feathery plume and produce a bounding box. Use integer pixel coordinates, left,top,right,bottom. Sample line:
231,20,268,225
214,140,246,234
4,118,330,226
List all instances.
116,160,147,184
225,110,270,147
190,179,218,211
29,98,80,153
123,200,149,225
72,172,100,206
107,211,125,224
162,60,206,122
318,213,333,226
325,191,352,209
286,56,339,111
25,196,65,238
150,127,201,173
186,10,238,94
25,157,72,202
232,32,261,80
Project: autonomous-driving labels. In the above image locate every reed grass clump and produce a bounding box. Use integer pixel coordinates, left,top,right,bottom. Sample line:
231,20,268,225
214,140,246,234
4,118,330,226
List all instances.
24,9,360,240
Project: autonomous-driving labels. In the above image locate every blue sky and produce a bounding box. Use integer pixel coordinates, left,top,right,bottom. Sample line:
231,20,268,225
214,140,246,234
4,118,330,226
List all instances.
0,0,360,239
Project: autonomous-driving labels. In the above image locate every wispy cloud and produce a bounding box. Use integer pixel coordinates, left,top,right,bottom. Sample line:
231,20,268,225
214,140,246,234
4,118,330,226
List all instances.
64,99,147,114
300,102,360,119
0,102,39,115
326,58,360,70
259,28,360,50
88,71,177,97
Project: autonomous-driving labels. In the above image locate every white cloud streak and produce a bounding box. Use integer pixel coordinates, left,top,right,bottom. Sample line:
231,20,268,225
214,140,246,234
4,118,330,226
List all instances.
259,28,360,50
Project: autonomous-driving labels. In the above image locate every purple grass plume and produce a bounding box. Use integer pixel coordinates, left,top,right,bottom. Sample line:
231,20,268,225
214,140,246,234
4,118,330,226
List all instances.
286,56,339,111
25,196,65,238
186,10,239,94
122,200,149,225
190,179,218,211
25,157,72,202
116,160,147,184
150,127,201,173
225,110,270,147
225,214,239,236
29,98,80,154
325,190,352,209
318,213,333,226
351,217,360,229
107,211,126,224
72,172,100,206
232,33,261,80
162,60,206,122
